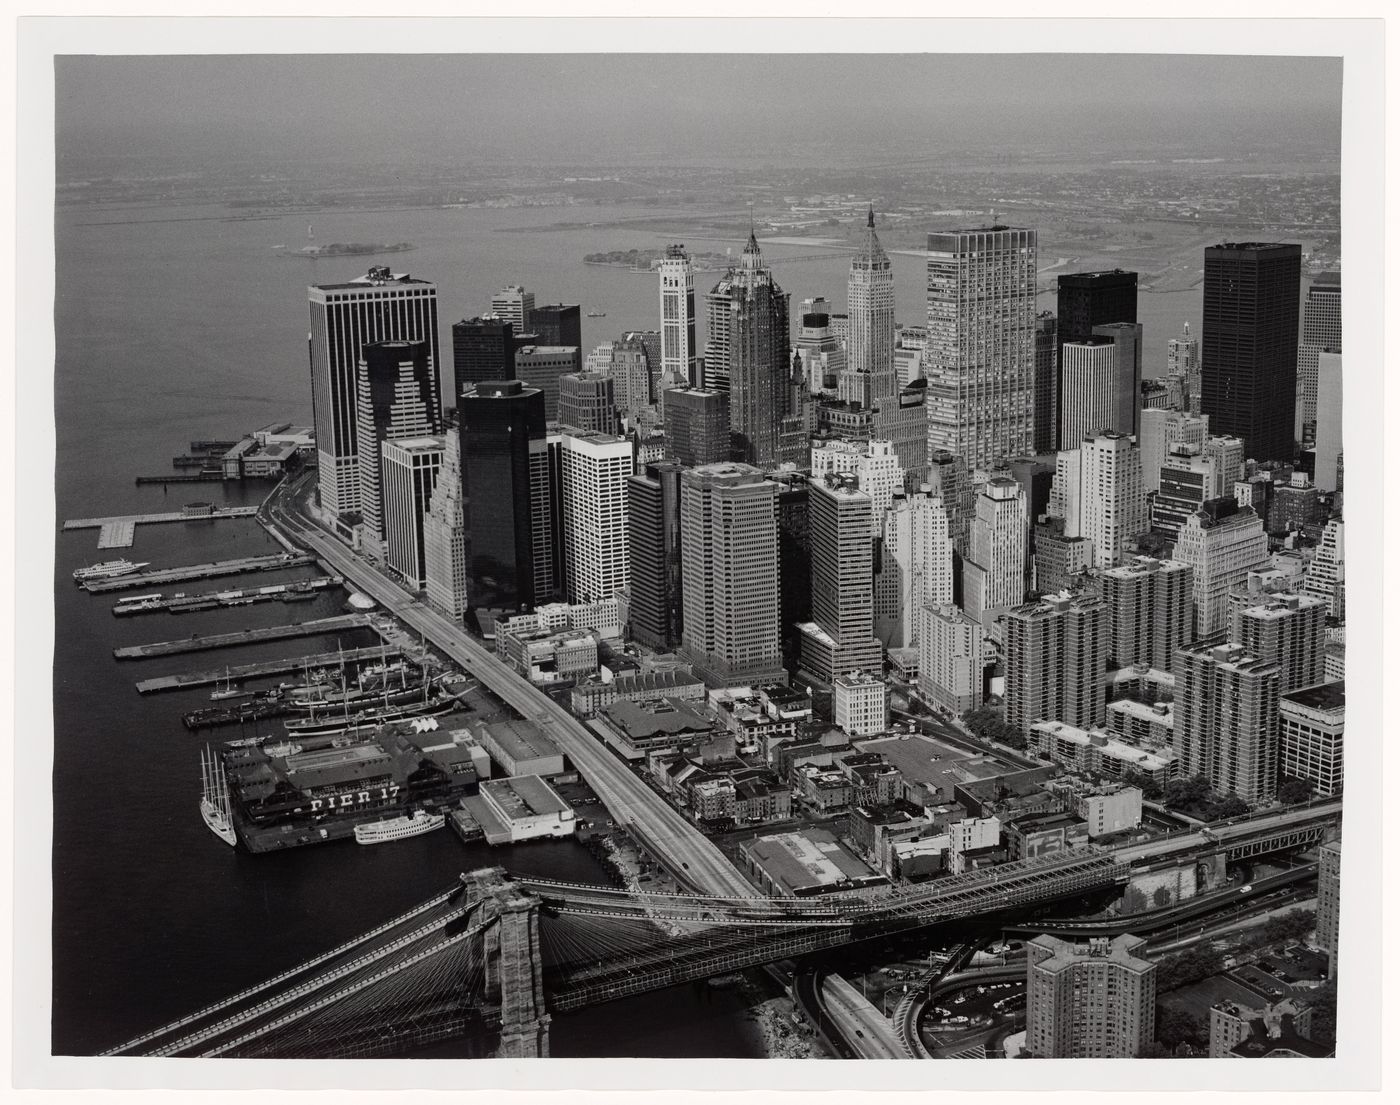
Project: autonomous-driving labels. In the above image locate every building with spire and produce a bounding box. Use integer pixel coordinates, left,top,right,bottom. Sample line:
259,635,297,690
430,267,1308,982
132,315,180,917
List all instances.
703,231,791,467
846,206,897,406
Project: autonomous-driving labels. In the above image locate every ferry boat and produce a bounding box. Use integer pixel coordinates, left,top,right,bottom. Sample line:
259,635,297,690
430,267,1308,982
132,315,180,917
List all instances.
73,558,149,583
354,810,444,845
199,745,237,847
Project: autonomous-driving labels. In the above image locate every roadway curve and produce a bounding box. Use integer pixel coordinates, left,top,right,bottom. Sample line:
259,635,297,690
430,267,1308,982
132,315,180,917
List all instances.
259,476,757,900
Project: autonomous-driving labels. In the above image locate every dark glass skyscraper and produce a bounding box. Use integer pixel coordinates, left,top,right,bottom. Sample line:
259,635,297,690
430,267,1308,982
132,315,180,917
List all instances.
451,316,515,401
458,381,550,619
1033,311,1057,454
627,460,684,649
527,303,582,351
1200,242,1303,463
1055,269,1137,442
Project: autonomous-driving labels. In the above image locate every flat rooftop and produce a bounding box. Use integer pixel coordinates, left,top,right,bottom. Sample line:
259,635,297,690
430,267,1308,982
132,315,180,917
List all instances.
1282,680,1345,712
479,719,561,763
741,828,877,894
482,774,571,819
857,733,1007,792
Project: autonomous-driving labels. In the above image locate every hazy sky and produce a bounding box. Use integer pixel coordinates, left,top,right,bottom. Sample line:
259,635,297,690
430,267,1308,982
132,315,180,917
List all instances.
56,53,1343,165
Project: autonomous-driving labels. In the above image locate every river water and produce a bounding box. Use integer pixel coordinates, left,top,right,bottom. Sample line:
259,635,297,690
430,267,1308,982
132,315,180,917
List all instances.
52,197,1206,1057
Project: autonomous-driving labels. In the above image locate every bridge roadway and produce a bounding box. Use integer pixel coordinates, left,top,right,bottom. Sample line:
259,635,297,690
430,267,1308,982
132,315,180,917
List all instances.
260,475,755,900
820,973,905,1059
1107,799,1341,865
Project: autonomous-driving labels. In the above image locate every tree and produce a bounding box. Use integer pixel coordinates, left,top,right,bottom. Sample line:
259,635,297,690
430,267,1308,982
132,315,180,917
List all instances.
1279,775,1314,805
1156,1007,1207,1050
1122,768,1162,802
1211,795,1250,820
1163,776,1211,811
1152,885,1174,908
1308,980,1337,1050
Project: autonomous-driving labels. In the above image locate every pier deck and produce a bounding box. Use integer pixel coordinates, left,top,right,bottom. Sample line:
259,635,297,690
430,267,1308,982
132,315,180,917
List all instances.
63,506,259,546
135,645,403,695
98,521,137,549
83,553,316,592
114,616,372,659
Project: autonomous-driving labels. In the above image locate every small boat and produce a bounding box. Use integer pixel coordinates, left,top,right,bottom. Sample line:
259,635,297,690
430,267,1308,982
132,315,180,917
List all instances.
586,308,606,318
354,810,444,845
210,668,252,702
199,746,237,847
74,559,149,582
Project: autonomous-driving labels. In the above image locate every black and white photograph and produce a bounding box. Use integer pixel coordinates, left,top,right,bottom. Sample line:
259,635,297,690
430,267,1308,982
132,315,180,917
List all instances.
11,10,1389,1099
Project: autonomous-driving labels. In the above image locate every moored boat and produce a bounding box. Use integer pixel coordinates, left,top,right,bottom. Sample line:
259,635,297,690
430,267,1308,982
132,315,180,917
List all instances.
354,810,444,845
74,558,149,582
199,746,237,847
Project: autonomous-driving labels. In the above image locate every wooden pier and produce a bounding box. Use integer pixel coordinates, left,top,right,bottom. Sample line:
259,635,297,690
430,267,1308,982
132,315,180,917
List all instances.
82,553,316,593
134,645,405,695
113,615,374,660
109,576,343,616
63,506,259,548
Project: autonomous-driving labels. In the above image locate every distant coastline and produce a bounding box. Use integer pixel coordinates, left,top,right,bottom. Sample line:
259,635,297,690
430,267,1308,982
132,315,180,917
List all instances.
583,247,731,272
279,242,416,258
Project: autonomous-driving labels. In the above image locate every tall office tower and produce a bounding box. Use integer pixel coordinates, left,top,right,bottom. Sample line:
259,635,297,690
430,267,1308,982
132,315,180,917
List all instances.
895,325,927,387
872,382,931,489
1295,272,1342,441
1313,351,1343,493
1004,591,1107,739
778,349,817,467
846,206,897,405
451,316,515,400
1202,435,1245,497
1200,242,1302,463
918,603,984,715
659,244,701,390
608,332,655,424
1167,322,1202,416
1026,935,1156,1059
811,439,905,533
769,469,811,666
794,297,847,397
459,382,550,618
1056,269,1138,358
664,386,730,467
1033,517,1092,596
1056,431,1146,570
1091,321,1145,439
423,424,469,620
490,284,535,336
1316,838,1342,976
309,268,439,516
1173,498,1270,637
928,449,973,553
680,462,784,686
703,232,790,466
514,345,579,421
557,371,620,435
1173,641,1281,803
1094,556,1193,671
924,225,1038,470
585,341,616,374
558,429,633,604
527,303,581,352
379,435,445,590
627,460,684,650
1058,338,1118,446
961,477,1028,626
876,487,954,649
1140,408,1209,494
1033,311,1058,454
355,340,441,556
1150,444,1216,540
1232,593,1326,693
1304,518,1345,620
799,473,884,683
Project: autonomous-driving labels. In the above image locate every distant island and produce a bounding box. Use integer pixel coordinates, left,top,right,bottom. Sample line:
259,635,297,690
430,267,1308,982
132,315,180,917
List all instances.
279,242,417,258
583,248,732,272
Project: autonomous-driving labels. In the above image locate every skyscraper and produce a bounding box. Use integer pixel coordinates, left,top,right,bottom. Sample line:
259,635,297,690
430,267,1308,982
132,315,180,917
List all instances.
1304,518,1345,620
1026,935,1156,1059
558,371,620,435
1053,432,1146,570
1139,408,1210,495
770,469,811,668
1316,838,1342,977
451,315,515,401
680,463,784,686
1295,272,1341,441
924,225,1038,471
846,206,897,405
1033,311,1058,455
1055,269,1138,355
1200,242,1303,463
875,487,954,649
1058,338,1118,446
559,429,633,604
800,473,884,683
810,439,905,534
1173,641,1281,803
664,386,730,467
490,284,535,336
1004,591,1107,739
423,424,469,620
703,233,790,467
918,603,984,715
1094,556,1193,671
1150,444,1216,540
379,435,445,590
961,477,1028,626
1167,322,1202,416
309,267,439,516
627,460,684,650
1313,351,1343,494
659,244,700,390
514,345,579,421
609,332,655,426
928,450,974,553
1091,321,1144,439
458,381,551,620
355,340,440,557
1231,592,1326,693
1173,499,1270,637
794,297,847,397
527,303,582,352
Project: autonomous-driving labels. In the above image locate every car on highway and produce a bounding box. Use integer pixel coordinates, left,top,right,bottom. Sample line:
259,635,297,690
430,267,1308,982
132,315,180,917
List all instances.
1240,884,1253,893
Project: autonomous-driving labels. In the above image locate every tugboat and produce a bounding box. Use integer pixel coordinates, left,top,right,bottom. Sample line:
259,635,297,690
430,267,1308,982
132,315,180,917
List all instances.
199,746,237,847
73,558,149,583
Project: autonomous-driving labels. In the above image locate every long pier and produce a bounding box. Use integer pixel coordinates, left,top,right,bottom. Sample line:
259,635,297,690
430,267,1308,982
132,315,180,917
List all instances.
110,576,343,616
114,615,373,659
82,553,316,593
135,645,403,695
63,506,259,548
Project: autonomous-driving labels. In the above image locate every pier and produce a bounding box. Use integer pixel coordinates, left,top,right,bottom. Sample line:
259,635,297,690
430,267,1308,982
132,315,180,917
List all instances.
110,577,343,616
63,506,260,548
82,553,316,593
114,615,373,659
135,645,405,695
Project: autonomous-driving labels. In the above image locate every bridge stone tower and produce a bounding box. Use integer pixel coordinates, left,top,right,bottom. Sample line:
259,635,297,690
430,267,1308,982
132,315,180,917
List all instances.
461,867,551,1058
